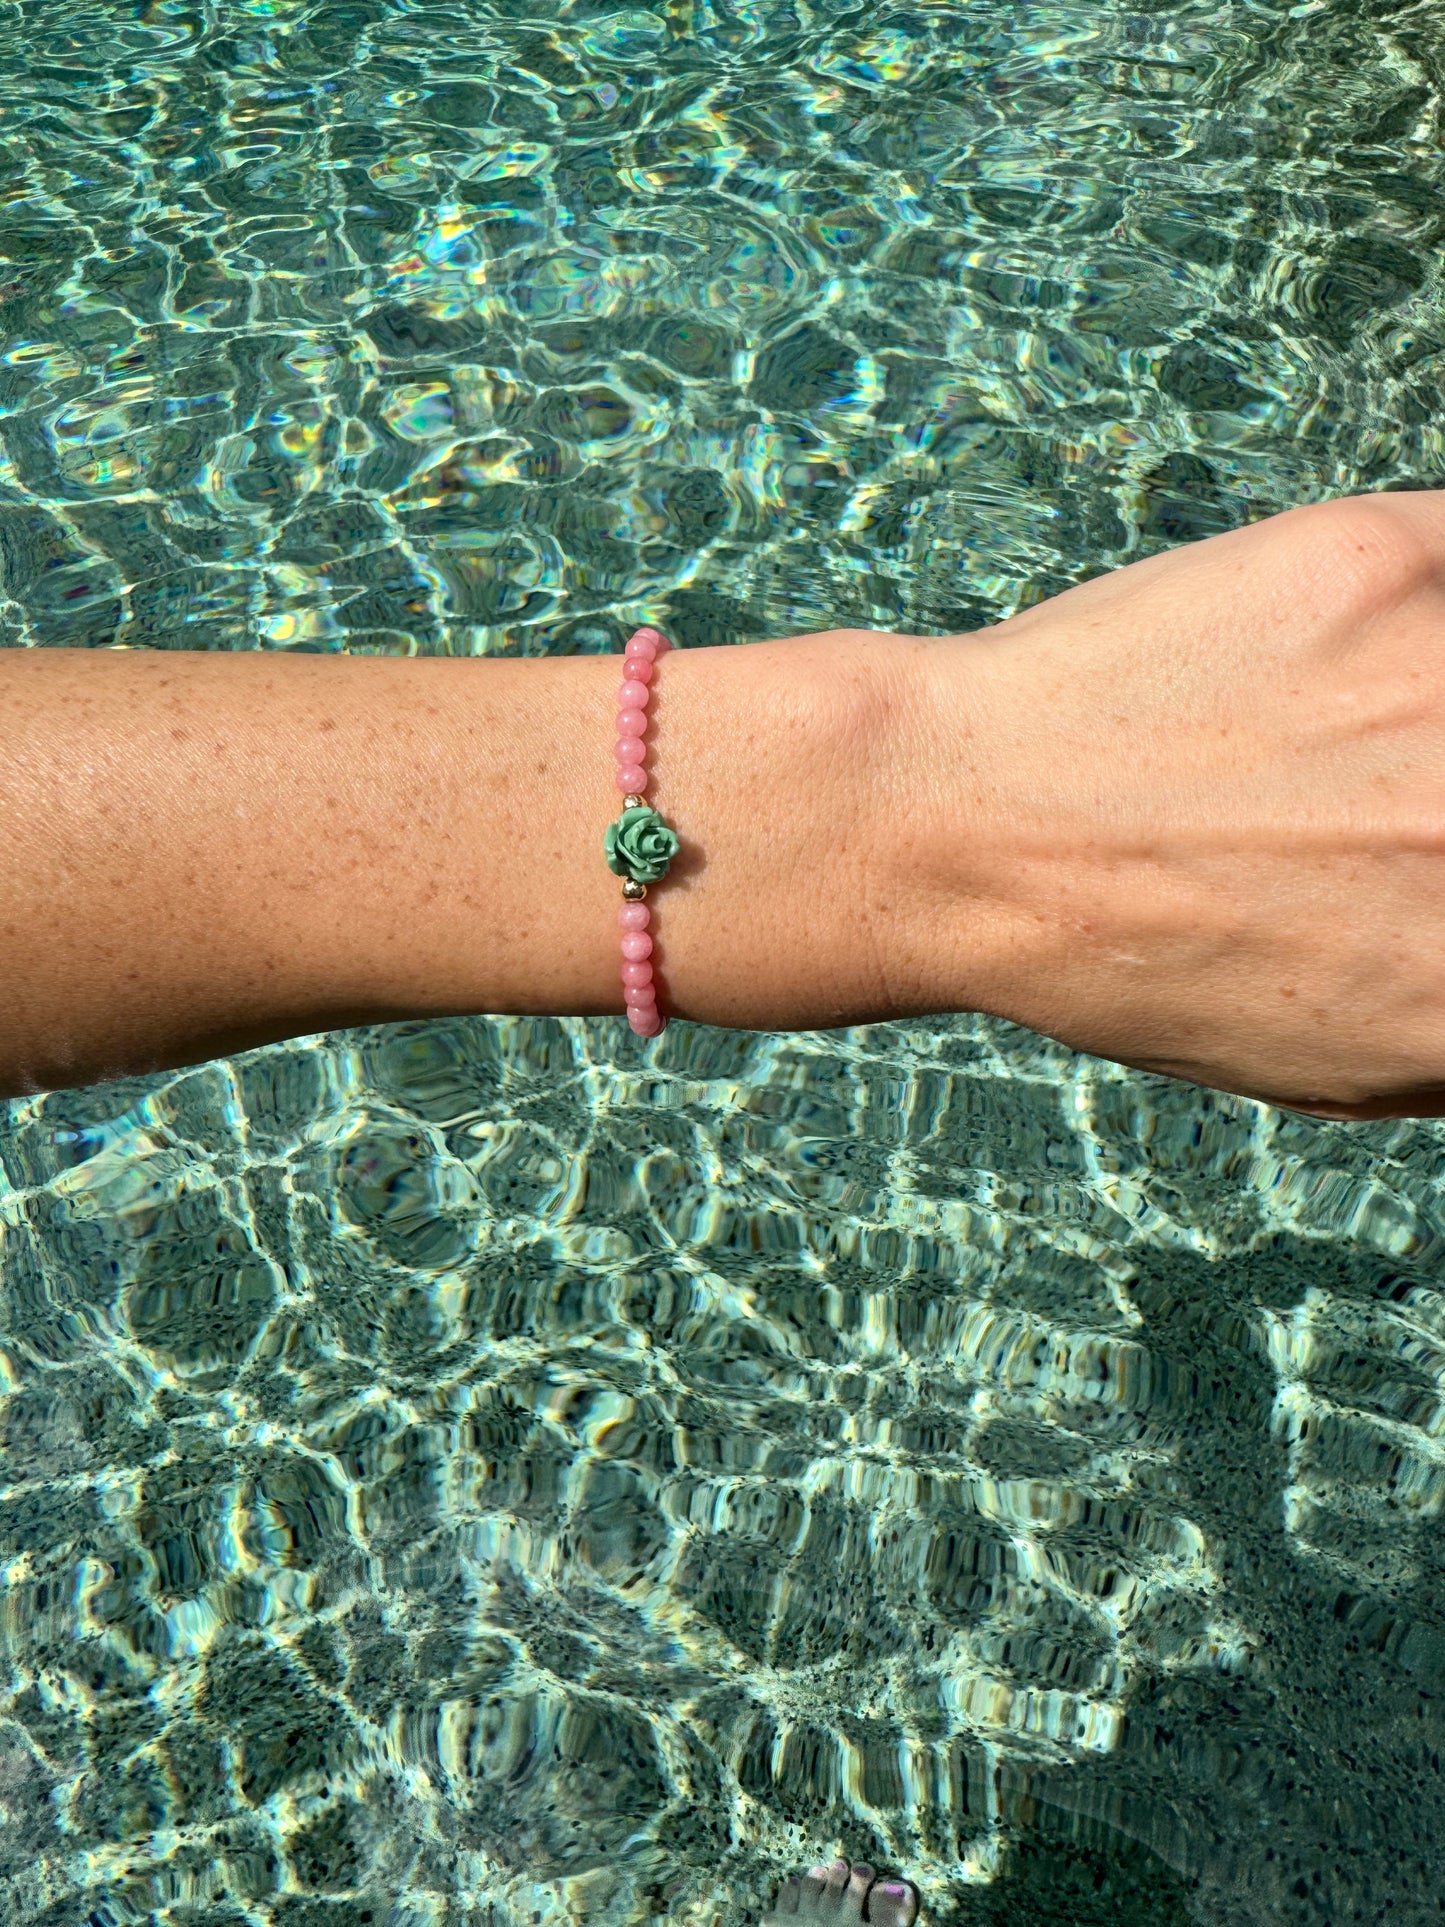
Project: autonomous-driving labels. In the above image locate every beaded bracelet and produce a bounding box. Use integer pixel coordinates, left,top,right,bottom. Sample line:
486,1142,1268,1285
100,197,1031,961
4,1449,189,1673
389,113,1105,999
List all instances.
604,626,680,1038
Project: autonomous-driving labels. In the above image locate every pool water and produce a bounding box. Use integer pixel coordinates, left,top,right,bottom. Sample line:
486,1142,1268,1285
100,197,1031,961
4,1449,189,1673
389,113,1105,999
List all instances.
3,2,1445,1922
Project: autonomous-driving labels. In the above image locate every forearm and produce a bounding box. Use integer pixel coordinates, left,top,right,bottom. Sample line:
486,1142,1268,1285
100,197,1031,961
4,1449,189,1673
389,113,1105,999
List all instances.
0,635,925,1096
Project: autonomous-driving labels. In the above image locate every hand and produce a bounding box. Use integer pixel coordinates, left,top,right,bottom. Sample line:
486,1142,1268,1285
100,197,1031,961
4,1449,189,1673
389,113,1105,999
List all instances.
876,490,1445,1120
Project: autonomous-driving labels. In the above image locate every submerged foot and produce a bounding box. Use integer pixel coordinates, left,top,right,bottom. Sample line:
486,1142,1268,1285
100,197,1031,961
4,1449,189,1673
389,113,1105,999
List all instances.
761,1858,919,1927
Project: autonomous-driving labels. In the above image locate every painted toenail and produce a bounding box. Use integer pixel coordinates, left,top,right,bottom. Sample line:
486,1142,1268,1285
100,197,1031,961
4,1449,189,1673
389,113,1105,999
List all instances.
880,1883,908,1897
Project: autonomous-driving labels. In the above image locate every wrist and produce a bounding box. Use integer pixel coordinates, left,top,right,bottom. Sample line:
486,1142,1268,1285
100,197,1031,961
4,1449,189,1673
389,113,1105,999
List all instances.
647,622,1085,1040
646,629,908,1031
365,631,912,1038
866,624,1095,1037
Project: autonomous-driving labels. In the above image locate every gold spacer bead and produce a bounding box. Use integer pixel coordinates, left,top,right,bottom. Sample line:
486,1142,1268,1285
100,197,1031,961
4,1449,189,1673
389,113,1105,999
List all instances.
623,794,644,809
621,878,647,901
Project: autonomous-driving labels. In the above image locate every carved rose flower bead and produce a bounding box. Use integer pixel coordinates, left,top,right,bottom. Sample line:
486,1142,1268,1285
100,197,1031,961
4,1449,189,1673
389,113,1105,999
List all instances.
604,804,679,884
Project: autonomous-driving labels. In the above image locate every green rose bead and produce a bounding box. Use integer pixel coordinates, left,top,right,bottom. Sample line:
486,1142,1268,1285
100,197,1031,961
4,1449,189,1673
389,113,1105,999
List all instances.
605,804,679,884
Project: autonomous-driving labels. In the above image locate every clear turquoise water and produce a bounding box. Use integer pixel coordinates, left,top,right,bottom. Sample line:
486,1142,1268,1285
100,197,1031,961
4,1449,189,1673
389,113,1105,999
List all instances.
3,3,1445,1923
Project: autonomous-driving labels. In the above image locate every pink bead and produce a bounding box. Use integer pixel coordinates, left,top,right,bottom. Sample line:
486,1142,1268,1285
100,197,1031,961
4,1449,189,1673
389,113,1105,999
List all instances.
628,1005,663,1036
611,632,665,1001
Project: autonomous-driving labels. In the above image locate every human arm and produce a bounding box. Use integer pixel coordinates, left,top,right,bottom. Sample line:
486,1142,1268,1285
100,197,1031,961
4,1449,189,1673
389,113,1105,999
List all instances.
0,632,928,1096
7,486,1445,1119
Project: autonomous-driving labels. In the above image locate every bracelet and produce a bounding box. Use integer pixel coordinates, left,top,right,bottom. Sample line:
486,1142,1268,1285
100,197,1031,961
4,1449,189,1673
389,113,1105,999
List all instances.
604,626,680,1038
